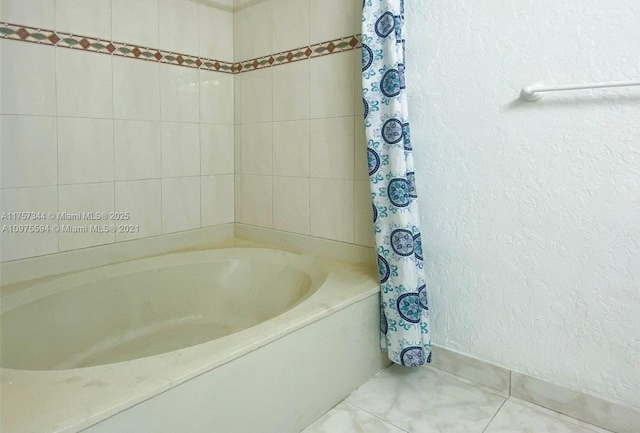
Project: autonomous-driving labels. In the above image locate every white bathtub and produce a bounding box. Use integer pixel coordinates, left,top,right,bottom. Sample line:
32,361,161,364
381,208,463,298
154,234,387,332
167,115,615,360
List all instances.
1,244,388,433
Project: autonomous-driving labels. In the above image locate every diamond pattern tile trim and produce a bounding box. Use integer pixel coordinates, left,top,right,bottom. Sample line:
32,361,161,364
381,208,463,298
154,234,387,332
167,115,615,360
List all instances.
0,22,361,74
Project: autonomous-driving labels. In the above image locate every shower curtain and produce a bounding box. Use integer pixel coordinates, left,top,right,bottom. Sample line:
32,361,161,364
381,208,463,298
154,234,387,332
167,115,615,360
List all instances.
362,0,431,366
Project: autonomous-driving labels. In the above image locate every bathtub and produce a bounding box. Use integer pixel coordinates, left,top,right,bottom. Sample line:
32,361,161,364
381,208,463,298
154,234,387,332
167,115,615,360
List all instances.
1,243,388,433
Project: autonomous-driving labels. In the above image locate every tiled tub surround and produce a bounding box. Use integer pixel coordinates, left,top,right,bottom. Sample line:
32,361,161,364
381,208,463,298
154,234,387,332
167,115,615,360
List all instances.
0,0,236,262
0,0,367,263
0,37,236,261
234,0,373,247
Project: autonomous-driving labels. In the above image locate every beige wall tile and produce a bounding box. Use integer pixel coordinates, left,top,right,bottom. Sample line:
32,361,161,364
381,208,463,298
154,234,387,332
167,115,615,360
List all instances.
162,177,201,233
58,183,115,251
200,71,234,124
273,176,310,234
202,175,235,226
310,0,356,44
273,120,310,177
113,0,159,48
240,68,273,124
160,64,200,123
0,41,56,116
114,120,162,181
201,124,235,175
310,117,355,179
0,187,59,261
58,118,114,185
240,123,273,175
310,178,354,243
113,57,160,121
159,0,198,54
161,122,200,178
273,60,310,121
310,52,355,118
241,175,272,227
56,49,113,119
1,115,57,188
115,180,162,241
1,0,54,28
56,0,111,39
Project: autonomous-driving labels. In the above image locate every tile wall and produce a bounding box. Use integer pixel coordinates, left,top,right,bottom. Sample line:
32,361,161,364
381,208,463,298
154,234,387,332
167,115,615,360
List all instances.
0,0,235,262
234,0,374,246
0,0,374,263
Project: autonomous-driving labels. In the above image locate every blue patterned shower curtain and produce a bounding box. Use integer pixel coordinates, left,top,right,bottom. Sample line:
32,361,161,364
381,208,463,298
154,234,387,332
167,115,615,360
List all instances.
361,0,431,366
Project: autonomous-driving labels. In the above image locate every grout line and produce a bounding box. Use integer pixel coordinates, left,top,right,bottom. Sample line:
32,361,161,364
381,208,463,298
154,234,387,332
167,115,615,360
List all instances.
481,399,507,433
342,401,412,433
158,43,164,236
157,0,161,56
54,30,60,255
507,397,615,433
424,365,509,399
307,17,312,232
110,22,116,246
0,112,363,123
197,0,203,232
270,56,275,230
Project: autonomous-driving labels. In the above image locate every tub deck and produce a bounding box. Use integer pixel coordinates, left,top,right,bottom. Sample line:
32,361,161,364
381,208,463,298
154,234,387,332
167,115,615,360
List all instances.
1,238,383,433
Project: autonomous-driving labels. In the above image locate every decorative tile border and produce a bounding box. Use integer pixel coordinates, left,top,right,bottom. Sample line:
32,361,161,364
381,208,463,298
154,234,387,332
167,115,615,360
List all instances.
0,22,235,73
235,35,362,73
1,22,61,44
0,22,360,75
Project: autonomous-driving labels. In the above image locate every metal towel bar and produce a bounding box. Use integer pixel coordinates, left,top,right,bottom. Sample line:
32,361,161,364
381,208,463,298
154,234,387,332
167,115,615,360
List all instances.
520,80,640,101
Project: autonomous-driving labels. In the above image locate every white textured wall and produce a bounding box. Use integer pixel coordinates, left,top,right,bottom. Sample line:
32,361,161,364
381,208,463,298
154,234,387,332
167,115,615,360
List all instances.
406,0,640,408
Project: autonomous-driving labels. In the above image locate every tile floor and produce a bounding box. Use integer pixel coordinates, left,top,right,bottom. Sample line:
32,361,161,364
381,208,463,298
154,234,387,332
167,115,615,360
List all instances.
301,365,612,433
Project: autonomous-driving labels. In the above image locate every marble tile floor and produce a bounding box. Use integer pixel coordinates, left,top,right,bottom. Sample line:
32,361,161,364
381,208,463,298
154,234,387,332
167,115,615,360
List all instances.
301,365,613,433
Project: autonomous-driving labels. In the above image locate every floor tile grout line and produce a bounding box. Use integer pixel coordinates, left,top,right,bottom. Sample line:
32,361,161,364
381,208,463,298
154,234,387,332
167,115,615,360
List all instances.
481,398,508,433
424,365,509,400
342,401,412,433
506,397,615,433
341,365,509,433
312,365,617,433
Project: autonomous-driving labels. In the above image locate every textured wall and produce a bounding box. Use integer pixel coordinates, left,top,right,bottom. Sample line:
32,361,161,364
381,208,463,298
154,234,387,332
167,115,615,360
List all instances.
406,0,640,408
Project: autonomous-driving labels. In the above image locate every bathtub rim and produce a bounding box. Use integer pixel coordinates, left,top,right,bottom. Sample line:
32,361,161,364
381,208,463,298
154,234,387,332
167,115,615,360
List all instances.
1,247,333,371
0,247,330,315
0,241,380,433
0,224,376,287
